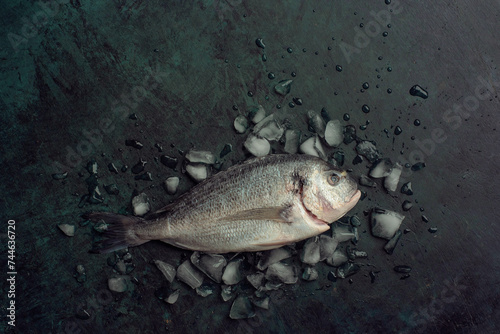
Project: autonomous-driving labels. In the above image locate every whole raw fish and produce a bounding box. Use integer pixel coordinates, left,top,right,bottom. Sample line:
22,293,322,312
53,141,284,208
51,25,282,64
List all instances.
86,154,361,253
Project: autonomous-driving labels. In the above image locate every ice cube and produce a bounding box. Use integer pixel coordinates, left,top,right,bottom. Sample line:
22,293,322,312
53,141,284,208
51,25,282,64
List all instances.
254,114,284,142
302,267,319,281
384,162,403,192
185,150,216,164
356,141,381,163
222,258,244,285
58,224,75,237
164,177,179,195
300,135,326,160
319,235,339,261
196,284,214,297
325,249,348,267
230,296,256,319
369,159,393,178
336,262,360,279
252,297,270,310
246,272,265,289
221,285,233,302
324,119,343,147
248,105,266,124
274,79,293,96
331,223,356,243
132,193,150,216
256,247,293,270
164,289,179,304
153,260,176,283
185,164,208,182
301,236,321,265
265,262,298,284
244,133,270,157
359,174,376,188
108,277,127,293
371,208,405,240
176,260,204,289
234,115,249,134
190,252,227,283
307,110,326,138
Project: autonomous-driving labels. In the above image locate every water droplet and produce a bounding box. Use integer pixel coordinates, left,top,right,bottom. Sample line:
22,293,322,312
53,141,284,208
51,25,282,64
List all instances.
409,85,429,99
287,47,293,53
291,71,296,77
359,23,364,28
255,38,265,49
314,51,319,55
268,72,275,79
385,0,391,4
382,31,388,37
378,56,383,60
232,105,238,111
343,113,350,121
394,126,402,135
262,54,267,62
414,119,421,126
362,104,370,113
288,102,295,108
328,46,332,50
302,48,307,52
387,67,392,72
247,91,253,97
359,125,367,130
336,65,343,72
387,88,392,94
362,82,369,89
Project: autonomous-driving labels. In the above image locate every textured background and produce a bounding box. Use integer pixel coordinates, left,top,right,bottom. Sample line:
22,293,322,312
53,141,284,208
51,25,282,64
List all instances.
1,1,499,333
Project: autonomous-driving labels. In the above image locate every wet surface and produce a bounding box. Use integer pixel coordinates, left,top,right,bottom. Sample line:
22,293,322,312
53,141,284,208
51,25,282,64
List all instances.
1,1,499,333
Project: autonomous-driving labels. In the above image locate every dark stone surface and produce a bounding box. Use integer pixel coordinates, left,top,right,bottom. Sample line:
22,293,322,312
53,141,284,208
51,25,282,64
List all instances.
1,1,499,333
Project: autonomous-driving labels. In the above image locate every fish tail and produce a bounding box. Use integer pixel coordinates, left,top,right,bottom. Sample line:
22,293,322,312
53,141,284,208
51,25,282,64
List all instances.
84,212,149,253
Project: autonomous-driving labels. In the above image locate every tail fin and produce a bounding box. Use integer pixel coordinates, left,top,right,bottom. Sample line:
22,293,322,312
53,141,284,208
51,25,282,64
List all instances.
84,212,149,253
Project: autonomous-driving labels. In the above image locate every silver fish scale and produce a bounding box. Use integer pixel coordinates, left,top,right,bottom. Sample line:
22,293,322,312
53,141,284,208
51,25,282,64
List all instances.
137,155,333,252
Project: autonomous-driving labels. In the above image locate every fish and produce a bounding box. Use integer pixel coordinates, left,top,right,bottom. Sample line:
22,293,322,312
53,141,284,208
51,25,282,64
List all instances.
85,154,361,254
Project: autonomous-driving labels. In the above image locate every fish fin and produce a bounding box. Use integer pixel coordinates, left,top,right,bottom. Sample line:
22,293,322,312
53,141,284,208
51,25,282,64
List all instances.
145,202,176,219
219,207,291,223
253,240,292,248
84,212,148,253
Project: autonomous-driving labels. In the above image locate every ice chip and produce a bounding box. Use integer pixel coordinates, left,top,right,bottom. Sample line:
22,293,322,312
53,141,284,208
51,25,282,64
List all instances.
222,258,244,285
185,150,216,165
325,249,348,267
132,193,150,216
176,260,204,289
319,235,338,261
300,236,321,265
384,162,403,192
191,252,227,283
164,177,179,195
256,247,293,271
58,223,75,237
154,260,176,283
244,133,270,157
371,208,405,240
246,272,265,289
108,277,127,293
185,164,208,182
302,267,319,281
356,141,381,163
369,158,393,178
234,115,249,134
265,262,298,284
307,110,326,138
230,296,255,319
324,120,343,147
300,135,326,160
274,79,293,96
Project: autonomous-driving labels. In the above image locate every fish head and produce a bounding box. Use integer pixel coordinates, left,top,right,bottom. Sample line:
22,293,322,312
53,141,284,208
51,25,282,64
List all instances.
302,167,361,224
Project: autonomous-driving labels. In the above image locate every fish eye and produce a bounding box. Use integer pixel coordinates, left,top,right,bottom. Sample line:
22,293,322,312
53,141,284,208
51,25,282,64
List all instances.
328,174,341,186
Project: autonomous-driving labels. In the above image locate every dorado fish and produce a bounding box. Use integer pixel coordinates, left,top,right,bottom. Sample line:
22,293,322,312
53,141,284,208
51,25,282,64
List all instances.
86,154,361,254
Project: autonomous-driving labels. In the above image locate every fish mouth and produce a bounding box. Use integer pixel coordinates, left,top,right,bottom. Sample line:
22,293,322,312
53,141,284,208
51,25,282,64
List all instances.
345,189,361,204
